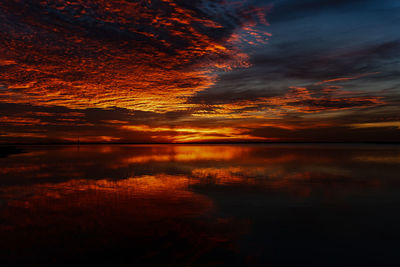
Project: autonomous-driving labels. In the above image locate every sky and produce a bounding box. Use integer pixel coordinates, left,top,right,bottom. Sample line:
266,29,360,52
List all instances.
0,0,399,143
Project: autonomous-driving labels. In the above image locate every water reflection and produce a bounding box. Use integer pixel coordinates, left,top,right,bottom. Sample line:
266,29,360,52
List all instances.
1,144,400,265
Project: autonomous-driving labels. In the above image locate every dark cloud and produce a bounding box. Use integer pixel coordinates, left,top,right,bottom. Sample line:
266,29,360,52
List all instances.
267,0,376,23
203,40,400,97
251,40,400,81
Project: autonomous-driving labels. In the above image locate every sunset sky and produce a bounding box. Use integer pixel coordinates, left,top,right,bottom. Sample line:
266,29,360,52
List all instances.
1,0,399,143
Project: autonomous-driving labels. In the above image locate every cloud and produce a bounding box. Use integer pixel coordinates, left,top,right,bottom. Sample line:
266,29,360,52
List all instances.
188,80,384,118
1,0,399,143
267,0,375,23
351,121,400,129
0,0,270,112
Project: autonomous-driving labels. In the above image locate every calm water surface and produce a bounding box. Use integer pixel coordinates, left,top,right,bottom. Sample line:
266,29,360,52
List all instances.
1,144,400,266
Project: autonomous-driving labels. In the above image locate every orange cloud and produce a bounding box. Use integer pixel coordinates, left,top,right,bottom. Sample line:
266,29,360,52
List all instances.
121,124,271,143
0,0,269,113
351,121,400,129
0,116,44,126
192,86,384,119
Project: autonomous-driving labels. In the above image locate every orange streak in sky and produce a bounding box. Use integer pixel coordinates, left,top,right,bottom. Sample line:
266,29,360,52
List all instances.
315,72,380,85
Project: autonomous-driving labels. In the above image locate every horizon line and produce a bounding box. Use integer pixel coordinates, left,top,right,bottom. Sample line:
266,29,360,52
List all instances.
1,141,400,146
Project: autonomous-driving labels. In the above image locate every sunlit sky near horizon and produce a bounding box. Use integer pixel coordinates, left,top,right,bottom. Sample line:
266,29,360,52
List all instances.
1,0,399,143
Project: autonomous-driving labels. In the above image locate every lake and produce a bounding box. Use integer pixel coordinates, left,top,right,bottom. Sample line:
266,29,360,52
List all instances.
1,144,399,266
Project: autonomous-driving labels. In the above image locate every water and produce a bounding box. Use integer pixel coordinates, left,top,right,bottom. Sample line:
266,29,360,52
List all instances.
1,144,400,266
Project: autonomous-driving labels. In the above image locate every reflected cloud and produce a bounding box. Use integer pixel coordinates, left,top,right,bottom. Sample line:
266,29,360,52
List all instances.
1,144,397,191
1,144,400,265
0,172,250,265
121,145,252,163
1,174,211,214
